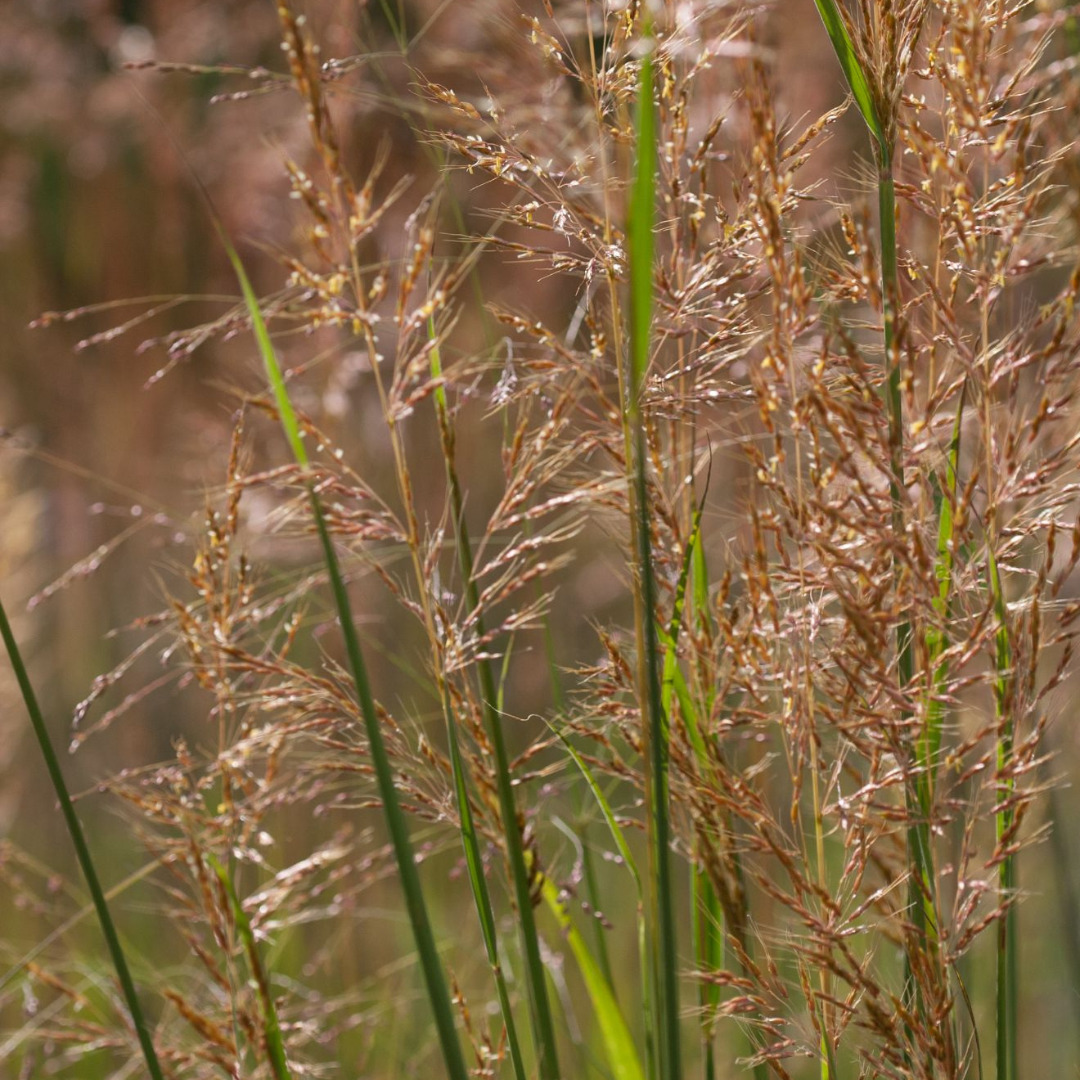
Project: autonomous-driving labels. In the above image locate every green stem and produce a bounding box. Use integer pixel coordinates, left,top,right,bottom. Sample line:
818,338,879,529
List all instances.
443,691,529,1080
989,549,1017,1080
812,1,943,1065
308,497,470,1080
430,329,562,1080
881,152,936,998
207,855,291,1080
629,29,681,1080
580,820,616,991
224,237,471,1080
429,324,529,1080
0,597,165,1080
692,864,722,1080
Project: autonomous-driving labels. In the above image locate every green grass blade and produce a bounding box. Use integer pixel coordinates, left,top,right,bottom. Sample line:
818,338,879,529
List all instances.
680,495,728,1080
689,511,717,722
579,822,616,992
443,697,529,1080
659,508,712,767
547,723,641,894
678,515,724,1080
629,37,657,394
810,0,886,151
538,872,646,1080
879,169,902,468
922,383,967,791
690,520,709,629
691,864,723,1080
909,390,966,977
228,248,307,469
629,25,681,1080
676,485,767,1080
427,321,529,1080
223,238,471,1080
206,855,291,1080
544,722,652,1080
428,320,562,1079
659,508,702,724
819,1000,840,1080
0,598,165,1080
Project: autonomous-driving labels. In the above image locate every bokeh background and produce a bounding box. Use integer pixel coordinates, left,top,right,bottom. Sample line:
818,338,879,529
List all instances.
1,1,1078,1076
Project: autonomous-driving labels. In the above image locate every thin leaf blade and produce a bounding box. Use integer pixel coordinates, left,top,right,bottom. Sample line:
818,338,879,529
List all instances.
539,873,645,1080
811,0,886,150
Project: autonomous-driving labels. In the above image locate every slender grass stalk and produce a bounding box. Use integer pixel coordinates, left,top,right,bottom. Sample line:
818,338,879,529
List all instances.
428,323,563,1080
666,534,766,1080
537,870,645,1080
223,237,471,1080
987,548,1017,1080
550,721,641,892
691,864,722,1080
659,507,701,728
531,722,646,1080
628,23,681,1080
442,695,528,1080
659,511,724,1078
819,1000,840,1080
426,321,529,1080
812,0,938,1041
881,153,943,1066
655,510,724,1076
686,527,724,1080
547,715,654,1080
578,816,616,992
921,384,967,795
0,597,165,1080
206,854,291,1080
